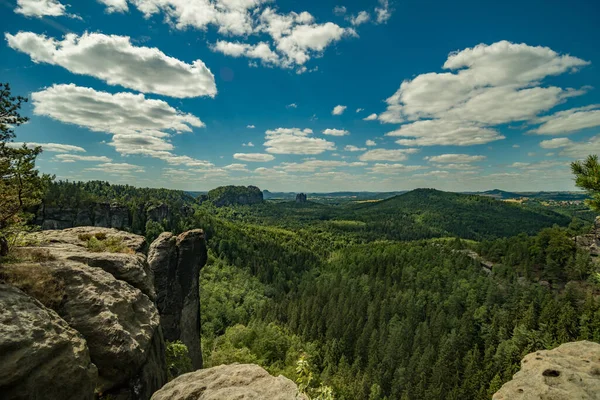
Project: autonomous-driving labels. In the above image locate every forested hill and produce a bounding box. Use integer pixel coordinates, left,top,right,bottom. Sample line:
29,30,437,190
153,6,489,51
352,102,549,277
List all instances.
350,188,571,240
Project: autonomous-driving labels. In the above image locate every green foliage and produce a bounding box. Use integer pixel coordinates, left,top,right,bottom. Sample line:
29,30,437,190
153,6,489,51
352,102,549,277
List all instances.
145,220,165,243
82,235,132,254
0,83,52,256
165,341,193,381
205,185,263,207
571,155,600,211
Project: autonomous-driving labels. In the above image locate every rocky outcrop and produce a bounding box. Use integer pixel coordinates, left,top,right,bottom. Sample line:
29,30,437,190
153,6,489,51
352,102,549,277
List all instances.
493,341,600,400
575,216,600,257
2,227,168,399
150,364,307,400
295,193,307,203
147,204,171,225
0,284,97,400
207,185,263,207
148,230,207,370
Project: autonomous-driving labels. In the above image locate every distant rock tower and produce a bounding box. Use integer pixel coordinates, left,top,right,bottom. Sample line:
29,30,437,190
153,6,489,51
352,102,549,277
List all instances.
296,193,307,203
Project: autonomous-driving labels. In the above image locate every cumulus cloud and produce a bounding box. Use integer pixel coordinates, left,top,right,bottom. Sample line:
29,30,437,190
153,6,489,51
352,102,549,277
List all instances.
333,6,347,15
363,113,378,121
277,159,366,172
286,103,298,108
322,128,349,136
233,153,275,162
344,145,366,152
211,40,280,65
242,141,254,147
359,148,419,162
223,163,249,171
85,162,144,174
247,124,256,128
6,142,86,153
97,0,129,13
368,163,423,174
332,105,347,115
386,120,504,146
529,105,600,135
6,32,216,98
349,11,370,26
54,154,112,162
31,84,210,167
376,41,589,146
264,127,335,154
15,0,68,18
356,108,364,113
539,137,573,149
375,0,391,23
425,154,486,163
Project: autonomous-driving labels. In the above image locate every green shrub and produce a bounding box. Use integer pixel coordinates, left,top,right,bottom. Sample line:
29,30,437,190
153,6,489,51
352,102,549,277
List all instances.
166,341,193,380
0,263,65,309
82,234,133,254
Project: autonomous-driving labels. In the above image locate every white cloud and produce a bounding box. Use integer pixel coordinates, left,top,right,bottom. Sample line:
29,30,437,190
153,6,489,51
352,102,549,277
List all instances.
31,84,210,167
55,154,112,162
368,163,423,174
223,163,249,171
287,103,298,108
333,6,346,15
374,0,391,23
539,137,573,149
356,108,364,113
246,124,255,128
363,113,378,121
512,144,520,148
387,120,504,146
6,32,216,98
97,0,129,13
15,0,67,18
425,154,486,163
376,41,589,146
365,139,376,146
349,11,370,26
233,153,275,162
332,105,347,115
344,145,366,152
529,105,600,135
277,159,366,172
242,141,255,147
264,127,335,154
322,128,349,136
211,40,280,65
359,148,419,162
85,162,144,174
6,142,86,153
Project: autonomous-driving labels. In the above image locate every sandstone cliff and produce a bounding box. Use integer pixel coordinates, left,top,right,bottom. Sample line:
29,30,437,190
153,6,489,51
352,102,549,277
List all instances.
148,230,207,370
575,216,600,257
150,363,307,400
493,341,600,399
0,227,168,399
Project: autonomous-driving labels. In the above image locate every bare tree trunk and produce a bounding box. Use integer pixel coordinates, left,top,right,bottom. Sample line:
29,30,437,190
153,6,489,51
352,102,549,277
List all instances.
0,235,8,257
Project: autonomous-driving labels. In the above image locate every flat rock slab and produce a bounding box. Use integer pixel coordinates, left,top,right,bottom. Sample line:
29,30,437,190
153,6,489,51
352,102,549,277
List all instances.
493,341,600,400
150,363,307,400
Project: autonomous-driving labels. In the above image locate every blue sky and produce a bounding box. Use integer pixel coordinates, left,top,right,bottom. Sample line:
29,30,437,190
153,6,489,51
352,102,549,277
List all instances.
1,0,599,192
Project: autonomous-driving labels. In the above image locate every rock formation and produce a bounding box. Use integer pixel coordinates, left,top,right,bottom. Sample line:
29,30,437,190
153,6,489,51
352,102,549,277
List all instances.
206,185,263,207
0,227,168,399
493,341,600,399
575,216,600,257
148,230,207,370
295,193,307,203
150,363,307,400
0,284,98,400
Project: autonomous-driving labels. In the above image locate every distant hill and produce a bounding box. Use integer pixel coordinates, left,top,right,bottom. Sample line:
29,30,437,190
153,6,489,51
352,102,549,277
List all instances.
473,189,588,201
201,185,263,207
352,188,571,240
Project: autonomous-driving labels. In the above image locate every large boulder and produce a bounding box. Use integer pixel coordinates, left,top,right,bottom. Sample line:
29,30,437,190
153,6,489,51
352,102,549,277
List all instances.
148,230,207,370
150,364,307,400
575,216,600,257
0,284,97,400
493,341,600,400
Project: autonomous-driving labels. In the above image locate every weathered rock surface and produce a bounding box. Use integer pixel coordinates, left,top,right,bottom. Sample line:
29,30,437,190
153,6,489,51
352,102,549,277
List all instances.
150,363,307,400
493,341,600,400
0,284,97,400
575,216,600,257
25,227,153,298
295,193,307,203
148,230,207,370
5,227,168,399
